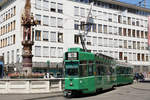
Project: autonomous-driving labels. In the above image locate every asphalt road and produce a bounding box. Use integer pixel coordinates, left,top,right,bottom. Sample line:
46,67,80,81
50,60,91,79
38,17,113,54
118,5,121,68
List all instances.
1,83,150,100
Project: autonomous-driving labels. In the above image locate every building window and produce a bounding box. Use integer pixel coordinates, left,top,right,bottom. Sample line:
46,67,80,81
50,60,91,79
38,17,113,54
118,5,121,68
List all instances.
132,30,135,37
146,54,148,61
137,30,140,38
57,18,63,28
0,40,1,48
124,52,127,61
50,47,56,57
51,2,56,12
109,26,112,34
50,17,56,27
124,40,127,48
113,14,117,23
133,53,136,61
119,52,123,60
35,46,41,57
12,20,15,30
80,21,85,31
87,36,91,45
136,19,139,26
114,39,118,48
119,39,123,48
133,41,136,49
103,25,107,34
109,38,113,47
142,54,145,61
58,32,63,43
137,53,140,61
132,18,135,25
11,50,14,63
137,42,140,50
104,38,108,47
141,42,144,50
92,23,97,32
128,29,131,37
128,53,132,61
74,20,79,30
35,30,41,41
128,40,132,49
145,31,148,39
57,3,63,13
74,35,80,44
43,46,49,57
8,23,10,32
98,24,102,33
35,14,41,25
123,16,126,24
118,15,122,23
50,32,56,42
98,37,102,46
141,31,144,38
43,31,49,41
93,37,97,46
43,16,49,26
98,11,102,20
43,0,49,11
114,27,117,35
7,51,9,64
16,49,20,63
128,17,131,25
35,0,41,10
13,35,15,44
74,6,79,16
92,10,96,17
57,47,63,58
108,13,112,22
80,8,85,17
123,28,126,36
13,6,16,16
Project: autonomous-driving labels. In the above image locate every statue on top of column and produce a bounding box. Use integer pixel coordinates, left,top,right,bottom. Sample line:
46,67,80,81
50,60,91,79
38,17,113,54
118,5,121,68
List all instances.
21,0,37,41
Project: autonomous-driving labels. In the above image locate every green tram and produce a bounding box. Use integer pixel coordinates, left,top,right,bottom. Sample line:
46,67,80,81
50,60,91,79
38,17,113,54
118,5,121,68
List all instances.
64,47,133,97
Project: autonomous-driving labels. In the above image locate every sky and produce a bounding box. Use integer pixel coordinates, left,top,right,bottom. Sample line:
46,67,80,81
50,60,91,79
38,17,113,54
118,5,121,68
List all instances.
117,0,150,9
0,0,149,8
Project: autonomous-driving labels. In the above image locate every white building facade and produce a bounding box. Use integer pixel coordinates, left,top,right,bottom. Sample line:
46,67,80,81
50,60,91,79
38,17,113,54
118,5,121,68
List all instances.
0,0,150,74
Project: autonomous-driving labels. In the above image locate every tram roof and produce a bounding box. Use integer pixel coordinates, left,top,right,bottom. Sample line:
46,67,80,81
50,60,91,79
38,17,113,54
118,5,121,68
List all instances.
95,53,114,60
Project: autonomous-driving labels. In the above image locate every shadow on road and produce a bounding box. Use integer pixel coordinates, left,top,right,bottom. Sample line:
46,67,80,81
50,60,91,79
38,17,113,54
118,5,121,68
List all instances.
24,94,63,100
66,88,115,99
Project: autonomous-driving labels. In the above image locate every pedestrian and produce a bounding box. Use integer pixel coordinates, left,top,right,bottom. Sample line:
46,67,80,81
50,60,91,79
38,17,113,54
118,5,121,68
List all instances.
134,73,139,83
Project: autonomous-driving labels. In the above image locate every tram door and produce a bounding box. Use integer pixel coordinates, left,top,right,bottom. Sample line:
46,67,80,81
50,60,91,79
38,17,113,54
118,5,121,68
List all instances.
0,64,3,78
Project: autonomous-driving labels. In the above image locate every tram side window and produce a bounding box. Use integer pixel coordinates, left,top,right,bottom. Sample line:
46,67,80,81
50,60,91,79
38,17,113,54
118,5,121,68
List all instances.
79,65,87,77
110,67,115,75
116,66,123,74
79,61,87,77
88,65,93,76
96,65,105,75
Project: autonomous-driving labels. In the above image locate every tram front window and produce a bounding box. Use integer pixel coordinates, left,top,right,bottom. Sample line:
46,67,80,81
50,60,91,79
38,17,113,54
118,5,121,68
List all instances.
65,62,78,76
66,68,78,76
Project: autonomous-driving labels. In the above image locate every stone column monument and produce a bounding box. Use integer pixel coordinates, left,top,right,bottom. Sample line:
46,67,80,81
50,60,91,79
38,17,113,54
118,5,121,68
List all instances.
21,0,37,75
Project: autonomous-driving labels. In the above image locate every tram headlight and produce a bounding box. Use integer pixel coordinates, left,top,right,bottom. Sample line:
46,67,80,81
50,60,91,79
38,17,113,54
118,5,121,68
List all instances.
70,82,73,86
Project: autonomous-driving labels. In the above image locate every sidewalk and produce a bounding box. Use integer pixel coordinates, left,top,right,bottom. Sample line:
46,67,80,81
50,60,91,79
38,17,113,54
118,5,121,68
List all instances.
131,79,150,91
